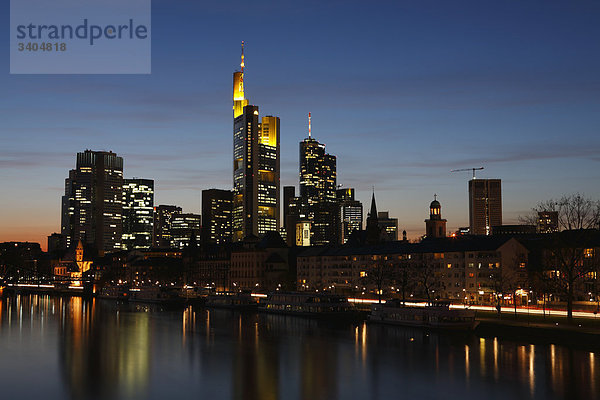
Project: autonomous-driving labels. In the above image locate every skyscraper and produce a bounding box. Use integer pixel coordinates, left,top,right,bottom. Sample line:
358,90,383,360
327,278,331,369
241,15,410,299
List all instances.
61,150,123,255
232,43,280,241
201,189,233,245
297,113,339,245
299,113,336,204
171,213,201,249
469,179,502,235
122,178,154,250
337,188,363,244
153,205,182,248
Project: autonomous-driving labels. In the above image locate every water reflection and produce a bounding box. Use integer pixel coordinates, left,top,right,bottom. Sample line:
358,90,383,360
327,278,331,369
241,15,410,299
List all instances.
0,294,599,400
58,296,151,399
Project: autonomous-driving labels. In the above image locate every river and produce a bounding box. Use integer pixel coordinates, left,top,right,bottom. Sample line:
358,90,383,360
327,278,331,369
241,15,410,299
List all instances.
0,294,597,400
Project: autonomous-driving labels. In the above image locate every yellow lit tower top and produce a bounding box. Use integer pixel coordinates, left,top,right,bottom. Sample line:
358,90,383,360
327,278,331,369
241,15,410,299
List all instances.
233,41,249,118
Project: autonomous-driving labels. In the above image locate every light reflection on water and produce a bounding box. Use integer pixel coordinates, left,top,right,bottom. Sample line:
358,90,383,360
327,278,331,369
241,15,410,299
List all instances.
0,294,598,400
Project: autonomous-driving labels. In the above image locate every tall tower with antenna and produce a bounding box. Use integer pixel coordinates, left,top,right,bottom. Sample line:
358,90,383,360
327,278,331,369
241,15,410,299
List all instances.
232,42,280,241
233,41,249,118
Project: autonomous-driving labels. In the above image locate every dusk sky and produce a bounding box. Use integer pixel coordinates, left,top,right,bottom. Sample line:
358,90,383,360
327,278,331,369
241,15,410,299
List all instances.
1,0,599,248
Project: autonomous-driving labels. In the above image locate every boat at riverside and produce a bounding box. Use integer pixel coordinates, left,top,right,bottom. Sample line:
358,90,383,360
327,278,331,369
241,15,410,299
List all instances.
368,300,479,331
98,285,129,301
204,291,259,310
259,292,358,318
127,287,185,306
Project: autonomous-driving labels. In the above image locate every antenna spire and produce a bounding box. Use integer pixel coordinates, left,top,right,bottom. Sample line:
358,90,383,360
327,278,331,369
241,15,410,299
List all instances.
308,112,312,138
240,41,245,73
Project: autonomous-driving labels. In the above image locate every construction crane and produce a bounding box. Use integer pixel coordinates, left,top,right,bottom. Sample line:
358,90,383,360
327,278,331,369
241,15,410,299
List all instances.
451,167,484,179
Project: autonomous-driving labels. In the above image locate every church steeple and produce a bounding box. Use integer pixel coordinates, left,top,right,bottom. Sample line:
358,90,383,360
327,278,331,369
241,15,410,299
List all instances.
425,194,447,239
366,189,382,244
369,189,378,221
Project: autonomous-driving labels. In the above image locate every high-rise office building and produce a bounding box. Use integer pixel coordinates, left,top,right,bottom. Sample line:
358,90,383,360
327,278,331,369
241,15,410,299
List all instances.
299,114,336,204
232,43,280,241
298,113,338,245
153,205,182,248
61,150,123,255
122,178,154,250
171,213,201,249
424,195,447,238
202,189,233,245
336,188,363,244
469,179,502,235
283,186,296,229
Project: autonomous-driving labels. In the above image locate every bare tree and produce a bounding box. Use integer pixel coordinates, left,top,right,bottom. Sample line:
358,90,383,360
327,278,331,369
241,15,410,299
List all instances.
396,259,414,305
525,194,600,322
361,259,397,303
521,193,600,231
413,255,440,305
490,254,528,316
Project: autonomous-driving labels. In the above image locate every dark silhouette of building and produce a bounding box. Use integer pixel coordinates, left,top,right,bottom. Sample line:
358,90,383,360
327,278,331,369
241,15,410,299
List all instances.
122,178,154,250
425,195,447,238
232,44,280,241
230,232,294,291
491,224,536,236
47,233,67,254
282,186,296,230
469,178,502,235
378,211,399,241
537,211,559,233
152,205,182,248
61,150,124,255
365,192,384,244
201,189,233,245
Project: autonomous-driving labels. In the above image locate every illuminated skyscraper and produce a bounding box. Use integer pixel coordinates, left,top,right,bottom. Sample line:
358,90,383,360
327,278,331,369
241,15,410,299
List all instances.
201,189,233,245
61,150,123,255
469,179,502,235
232,42,280,241
152,205,182,248
337,188,363,244
298,113,338,245
122,178,154,250
299,114,336,204
171,213,201,249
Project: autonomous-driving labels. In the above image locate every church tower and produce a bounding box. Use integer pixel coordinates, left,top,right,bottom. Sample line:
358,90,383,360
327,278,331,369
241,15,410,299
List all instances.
425,195,447,238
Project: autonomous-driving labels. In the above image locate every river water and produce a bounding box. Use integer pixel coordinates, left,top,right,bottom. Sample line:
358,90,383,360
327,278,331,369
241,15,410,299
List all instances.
0,294,597,400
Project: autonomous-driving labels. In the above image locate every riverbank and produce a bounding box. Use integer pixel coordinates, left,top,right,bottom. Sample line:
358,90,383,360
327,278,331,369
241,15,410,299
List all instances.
475,310,600,348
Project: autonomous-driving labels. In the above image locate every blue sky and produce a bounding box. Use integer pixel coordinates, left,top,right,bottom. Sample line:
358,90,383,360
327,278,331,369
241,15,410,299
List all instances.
1,0,599,246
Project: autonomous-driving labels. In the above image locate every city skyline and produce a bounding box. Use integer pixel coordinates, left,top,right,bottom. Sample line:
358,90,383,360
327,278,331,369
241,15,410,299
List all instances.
2,0,600,249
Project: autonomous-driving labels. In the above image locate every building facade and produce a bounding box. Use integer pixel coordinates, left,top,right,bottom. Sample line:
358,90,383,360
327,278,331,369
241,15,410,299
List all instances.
297,236,529,305
61,150,124,255
152,205,182,248
171,213,201,249
122,178,154,250
469,178,502,236
201,189,233,245
337,188,363,244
